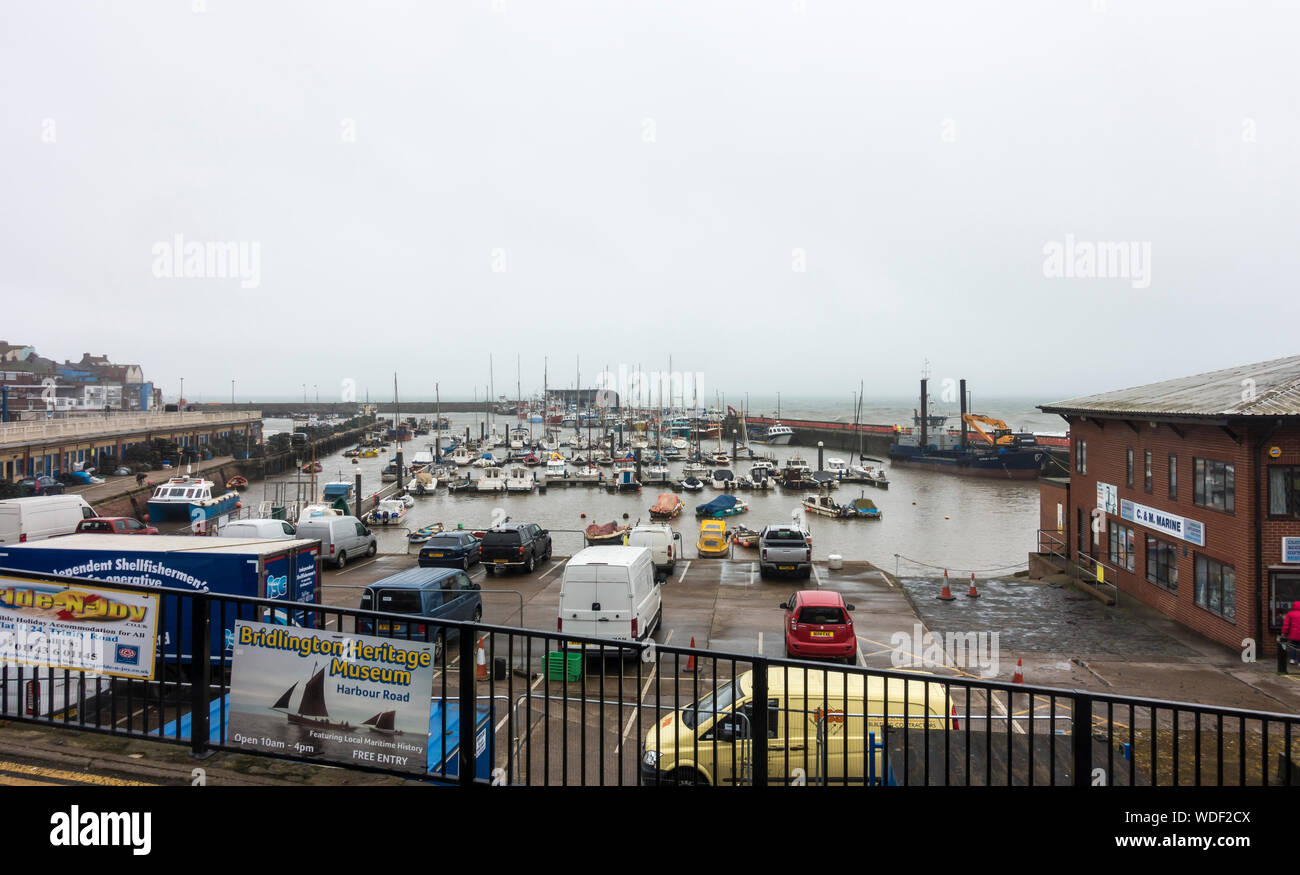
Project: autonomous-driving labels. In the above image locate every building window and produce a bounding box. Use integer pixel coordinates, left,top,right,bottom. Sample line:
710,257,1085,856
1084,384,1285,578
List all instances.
1144,450,1152,493
1168,454,1177,501
1145,535,1179,592
1125,448,1133,487
1194,555,1235,622
1193,458,1234,513
1268,466,1300,518
1075,440,1087,475
1270,572,1300,631
1108,524,1135,573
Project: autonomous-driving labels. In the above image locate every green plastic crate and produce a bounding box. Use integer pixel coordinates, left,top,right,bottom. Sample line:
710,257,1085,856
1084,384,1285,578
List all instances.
545,650,583,682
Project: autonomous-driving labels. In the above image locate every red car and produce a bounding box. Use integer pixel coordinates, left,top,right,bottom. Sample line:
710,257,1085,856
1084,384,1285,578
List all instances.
780,590,857,664
75,517,159,535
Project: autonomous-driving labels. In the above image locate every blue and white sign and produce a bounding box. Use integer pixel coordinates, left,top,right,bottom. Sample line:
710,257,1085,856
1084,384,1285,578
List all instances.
1120,499,1205,547
1283,537,1300,564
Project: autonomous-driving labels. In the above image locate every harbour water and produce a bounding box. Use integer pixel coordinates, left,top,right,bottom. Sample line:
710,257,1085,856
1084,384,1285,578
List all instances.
260,406,1048,578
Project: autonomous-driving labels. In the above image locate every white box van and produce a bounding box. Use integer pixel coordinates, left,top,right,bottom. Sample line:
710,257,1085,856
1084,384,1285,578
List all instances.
294,515,376,568
0,496,97,544
220,518,297,540
624,523,682,574
558,546,663,652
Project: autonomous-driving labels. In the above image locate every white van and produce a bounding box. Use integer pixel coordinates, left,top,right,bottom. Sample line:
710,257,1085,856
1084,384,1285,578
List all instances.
0,496,97,544
558,546,663,653
623,523,682,574
294,515,376,568
221,518,297,540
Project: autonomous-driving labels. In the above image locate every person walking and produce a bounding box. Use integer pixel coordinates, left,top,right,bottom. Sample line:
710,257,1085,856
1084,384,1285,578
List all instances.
1283,601,1300,666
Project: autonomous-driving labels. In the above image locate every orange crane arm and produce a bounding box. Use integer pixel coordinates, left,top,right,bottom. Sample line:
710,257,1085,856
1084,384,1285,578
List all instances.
962,413,1016,445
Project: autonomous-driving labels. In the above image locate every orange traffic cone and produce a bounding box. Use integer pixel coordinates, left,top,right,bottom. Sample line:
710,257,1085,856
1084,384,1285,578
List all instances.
476,635,488,680
936,568,956,601
686,636,697,671
966,573,980,599
1011,658,1024,684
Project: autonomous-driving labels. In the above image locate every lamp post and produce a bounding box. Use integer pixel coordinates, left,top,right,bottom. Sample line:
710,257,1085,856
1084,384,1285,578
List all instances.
817,440,824,472
179,377,184,409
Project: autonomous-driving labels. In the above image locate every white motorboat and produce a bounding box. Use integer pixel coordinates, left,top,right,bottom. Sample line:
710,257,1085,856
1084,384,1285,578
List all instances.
682,461,709,478
407,470,439,495
710,468,736,490
744,463,776,490
574,465,602,483
505,464,535,493
371,498,408,525
825,458,849,476
641,464,671,484
680,476,705,492
472,453,499,468
475,466,506,492
752,422,794,445
450,446,473,467
544,456,568,483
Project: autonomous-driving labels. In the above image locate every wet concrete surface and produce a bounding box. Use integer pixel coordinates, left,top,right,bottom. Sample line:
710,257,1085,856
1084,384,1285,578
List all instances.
900,576,1199,658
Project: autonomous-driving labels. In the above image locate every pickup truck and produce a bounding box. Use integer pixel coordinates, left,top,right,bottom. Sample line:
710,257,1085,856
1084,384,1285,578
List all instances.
759,524,813,579
479,522,552,574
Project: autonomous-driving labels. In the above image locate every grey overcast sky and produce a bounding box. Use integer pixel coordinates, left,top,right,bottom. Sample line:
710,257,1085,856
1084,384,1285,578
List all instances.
3,0,1298,404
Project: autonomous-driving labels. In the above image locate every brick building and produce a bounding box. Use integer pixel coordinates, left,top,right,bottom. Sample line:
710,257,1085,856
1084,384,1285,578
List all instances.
1039,355,1300,658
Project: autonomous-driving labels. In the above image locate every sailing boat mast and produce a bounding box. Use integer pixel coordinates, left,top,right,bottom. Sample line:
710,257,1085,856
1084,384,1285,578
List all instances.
435,382,441,462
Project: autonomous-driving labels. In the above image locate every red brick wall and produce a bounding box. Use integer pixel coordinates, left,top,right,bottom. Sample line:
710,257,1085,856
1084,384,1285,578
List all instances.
1038,479,1069,550
1260,430,1300,635
1064,417,1300,657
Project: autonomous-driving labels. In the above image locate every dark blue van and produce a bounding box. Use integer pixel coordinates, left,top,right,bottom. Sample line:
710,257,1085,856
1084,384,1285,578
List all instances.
358,566,482,660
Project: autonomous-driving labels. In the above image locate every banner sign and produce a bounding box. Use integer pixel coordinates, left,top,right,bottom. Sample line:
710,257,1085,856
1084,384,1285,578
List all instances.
228,621,433,774
1096,482,1118,515
1120,499,1206,547
0,575,160,680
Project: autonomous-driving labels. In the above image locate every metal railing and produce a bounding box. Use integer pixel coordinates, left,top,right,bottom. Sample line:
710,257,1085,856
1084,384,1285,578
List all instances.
1,566,1296,787
0,411,262,446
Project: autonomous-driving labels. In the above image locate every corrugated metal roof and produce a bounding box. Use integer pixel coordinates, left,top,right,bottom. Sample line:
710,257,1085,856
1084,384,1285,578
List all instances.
1040,354,1300,418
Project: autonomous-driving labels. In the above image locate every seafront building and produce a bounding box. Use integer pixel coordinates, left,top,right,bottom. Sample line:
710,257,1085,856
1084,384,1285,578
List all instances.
1039,355,1300,659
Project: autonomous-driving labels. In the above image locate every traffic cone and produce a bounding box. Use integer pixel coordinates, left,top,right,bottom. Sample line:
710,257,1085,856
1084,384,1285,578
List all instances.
966,573,980,598
1011,658,1024,684
936,568,956,601
476,635,488,680
686,636,697,671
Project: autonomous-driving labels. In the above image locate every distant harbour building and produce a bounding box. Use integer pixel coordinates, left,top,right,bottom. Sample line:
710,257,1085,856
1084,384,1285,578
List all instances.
0,345,153,417
1037,355,1300,659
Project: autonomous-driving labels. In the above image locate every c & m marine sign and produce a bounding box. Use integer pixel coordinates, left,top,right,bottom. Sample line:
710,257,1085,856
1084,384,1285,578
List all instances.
1120,499,1205,547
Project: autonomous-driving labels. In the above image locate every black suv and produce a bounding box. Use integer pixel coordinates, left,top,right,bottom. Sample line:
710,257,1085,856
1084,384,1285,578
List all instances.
480,523,552,574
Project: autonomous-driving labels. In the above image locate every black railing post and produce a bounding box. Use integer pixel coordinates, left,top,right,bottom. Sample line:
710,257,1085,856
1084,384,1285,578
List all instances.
459,624,476,786
1277,638,1289,675
190,595,212,756
751,658,768,787
1073,689,1092,787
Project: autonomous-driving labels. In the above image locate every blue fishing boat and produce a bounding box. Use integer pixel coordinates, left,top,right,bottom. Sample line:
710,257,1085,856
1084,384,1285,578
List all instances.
695,494,750,518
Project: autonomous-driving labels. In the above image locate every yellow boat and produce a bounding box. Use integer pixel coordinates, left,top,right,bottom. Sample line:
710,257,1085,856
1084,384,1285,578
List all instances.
359,448,379,458
696,519,730,558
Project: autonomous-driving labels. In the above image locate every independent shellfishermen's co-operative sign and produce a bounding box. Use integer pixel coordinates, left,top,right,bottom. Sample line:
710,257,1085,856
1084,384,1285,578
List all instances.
228,621,434,775
0,575,160,680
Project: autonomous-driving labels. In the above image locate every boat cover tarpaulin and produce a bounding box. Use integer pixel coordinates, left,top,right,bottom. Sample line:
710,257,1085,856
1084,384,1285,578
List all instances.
696,494,740,516
585,521,622,537
650,494,680,514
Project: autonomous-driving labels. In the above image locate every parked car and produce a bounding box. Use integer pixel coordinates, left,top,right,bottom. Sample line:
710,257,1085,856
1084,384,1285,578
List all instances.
759,523,813,578
74,517,159,535
0,496,97,544
294,515,376,568
780,590,857,664
18,476,64,496
357,566,482,661
418,532,482,570
220,519,297,539
623,523,682,574
558,546,662,654
480,522,551,574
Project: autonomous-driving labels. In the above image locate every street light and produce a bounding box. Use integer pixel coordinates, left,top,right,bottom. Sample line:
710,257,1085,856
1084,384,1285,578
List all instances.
180,377,184,408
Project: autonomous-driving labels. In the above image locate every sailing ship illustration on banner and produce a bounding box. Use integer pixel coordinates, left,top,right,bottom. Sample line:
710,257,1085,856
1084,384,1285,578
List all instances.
270,662,353,730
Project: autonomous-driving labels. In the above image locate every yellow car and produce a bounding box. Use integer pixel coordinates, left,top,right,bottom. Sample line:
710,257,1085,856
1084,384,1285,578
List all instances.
696,519,730,557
